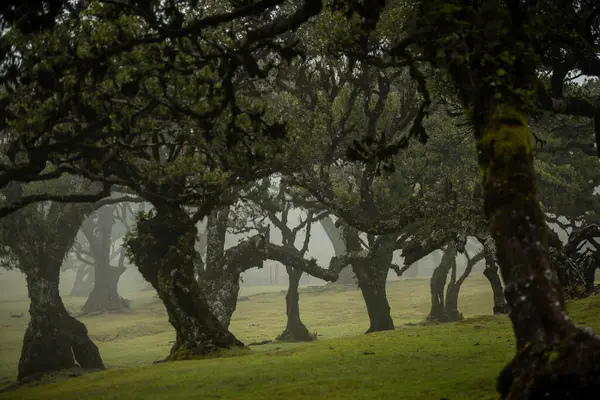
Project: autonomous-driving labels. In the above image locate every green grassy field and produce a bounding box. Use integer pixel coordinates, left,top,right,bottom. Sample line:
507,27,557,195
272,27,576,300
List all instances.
1,273,599,399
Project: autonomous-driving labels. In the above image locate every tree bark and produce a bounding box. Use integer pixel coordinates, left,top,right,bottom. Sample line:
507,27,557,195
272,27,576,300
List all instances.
126,207,243,361
427,244,457,323
353,261,394,333
69,265,94,298
475,104,600,398
200,277,239,330
341,225,394,333
277,265,314,341
19,264,104,381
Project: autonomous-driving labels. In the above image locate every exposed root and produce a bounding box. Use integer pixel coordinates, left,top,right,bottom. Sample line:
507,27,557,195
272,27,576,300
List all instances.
498,327,600,399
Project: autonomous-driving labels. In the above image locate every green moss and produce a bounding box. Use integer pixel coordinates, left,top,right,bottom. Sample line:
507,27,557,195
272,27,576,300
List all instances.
546,350,560,364
478,104,532,186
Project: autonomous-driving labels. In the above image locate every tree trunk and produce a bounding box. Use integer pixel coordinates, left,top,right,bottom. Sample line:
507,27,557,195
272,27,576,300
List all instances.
445,247,484,322
427,244,457,323
321,216,355,285
475,104,600,398
479,236,509,314
483,262,509,315
126,207,243,361
81,206,130,314
277,266,314,341
69,265,94,297
354,262,394,333
444,257,463,322
81,264,129,314
200,277,240,330
19,265,104,381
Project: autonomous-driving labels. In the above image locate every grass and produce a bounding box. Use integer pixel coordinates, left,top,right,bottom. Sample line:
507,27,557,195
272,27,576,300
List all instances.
1,273,599,399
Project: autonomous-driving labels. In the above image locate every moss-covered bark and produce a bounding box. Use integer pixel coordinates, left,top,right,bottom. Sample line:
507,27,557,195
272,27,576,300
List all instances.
476,104,600,398
19,260,104,381
198,207,268,329
126,207,243,360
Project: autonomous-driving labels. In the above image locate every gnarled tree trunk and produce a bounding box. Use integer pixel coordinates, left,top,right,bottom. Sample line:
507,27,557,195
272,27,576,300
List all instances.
19,263,104,381
200,277,240,330
427,244,457,323
483,263,509,315
126,207,243,361
353,261,394,333
199,207,267,329
82,264,128,314
81,207,130,314
445,248,485,321
478,236,509,314
278,266,314,341
475,104,600,398
444,255,463,322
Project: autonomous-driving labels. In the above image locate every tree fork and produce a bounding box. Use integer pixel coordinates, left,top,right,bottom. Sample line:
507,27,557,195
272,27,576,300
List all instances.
126,208,243,361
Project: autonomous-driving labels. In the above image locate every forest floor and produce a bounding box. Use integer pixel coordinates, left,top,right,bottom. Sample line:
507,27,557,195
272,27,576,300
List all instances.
1,274,599,399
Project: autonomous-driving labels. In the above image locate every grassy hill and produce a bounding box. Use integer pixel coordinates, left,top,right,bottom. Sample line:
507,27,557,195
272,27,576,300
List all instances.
1,274,598,399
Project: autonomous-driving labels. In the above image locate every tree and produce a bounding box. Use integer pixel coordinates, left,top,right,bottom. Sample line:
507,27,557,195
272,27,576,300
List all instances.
334,0,600,397
0,0,324,363
75,203,136,315
244,180,329,341
196,204,269,329
0,178,131,380
0,0,323,217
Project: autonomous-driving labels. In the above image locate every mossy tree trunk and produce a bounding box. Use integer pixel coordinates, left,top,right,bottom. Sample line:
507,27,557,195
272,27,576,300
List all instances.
11,201,106,381
198,207,268,329
277,265,314,341
126,206,243,360
415,2,600,395
19,262,104,381
477,104,600,398
81,206,130,314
